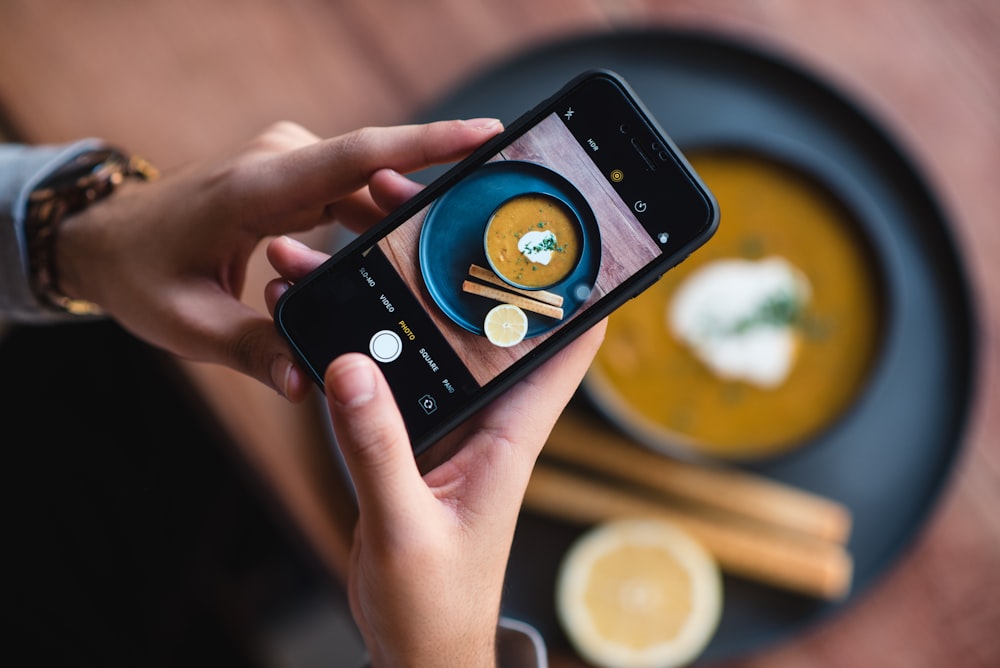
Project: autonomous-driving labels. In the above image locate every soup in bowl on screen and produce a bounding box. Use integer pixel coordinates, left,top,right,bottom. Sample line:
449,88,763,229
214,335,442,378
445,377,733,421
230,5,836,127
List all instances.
484,192,582,290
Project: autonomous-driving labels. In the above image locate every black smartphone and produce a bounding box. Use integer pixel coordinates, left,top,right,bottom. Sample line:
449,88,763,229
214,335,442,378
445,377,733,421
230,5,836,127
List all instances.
275,70,718,453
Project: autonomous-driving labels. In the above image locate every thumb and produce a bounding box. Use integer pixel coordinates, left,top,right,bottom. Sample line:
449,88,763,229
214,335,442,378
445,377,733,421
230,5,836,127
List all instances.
183,297,311,402
324,353,424,522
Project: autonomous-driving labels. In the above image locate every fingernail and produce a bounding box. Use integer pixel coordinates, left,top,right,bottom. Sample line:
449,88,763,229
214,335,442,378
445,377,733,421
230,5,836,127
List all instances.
463,118,501,130
272,355,296,398
281,235,310,249
327,355,377,408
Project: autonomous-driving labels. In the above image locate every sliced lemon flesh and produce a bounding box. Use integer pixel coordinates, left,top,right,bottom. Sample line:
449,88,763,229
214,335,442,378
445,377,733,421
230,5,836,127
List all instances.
484,304,528,347
556,519,723,668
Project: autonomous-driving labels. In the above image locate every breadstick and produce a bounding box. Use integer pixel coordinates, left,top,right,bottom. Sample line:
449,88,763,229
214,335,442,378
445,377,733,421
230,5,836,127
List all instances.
544,416,852,544
525,463,853,600
462,280,564,320
468,264,564,307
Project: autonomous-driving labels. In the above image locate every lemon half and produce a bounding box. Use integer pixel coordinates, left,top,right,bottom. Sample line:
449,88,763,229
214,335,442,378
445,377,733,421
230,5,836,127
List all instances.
556,519,723,668
484,303,528,347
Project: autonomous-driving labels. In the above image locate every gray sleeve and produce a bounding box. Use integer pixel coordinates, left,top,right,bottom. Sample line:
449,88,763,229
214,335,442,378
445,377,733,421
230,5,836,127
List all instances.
0,138,108,323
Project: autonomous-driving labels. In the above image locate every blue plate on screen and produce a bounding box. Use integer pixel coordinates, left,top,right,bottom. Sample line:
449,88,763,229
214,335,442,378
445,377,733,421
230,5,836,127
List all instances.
418,160,601,338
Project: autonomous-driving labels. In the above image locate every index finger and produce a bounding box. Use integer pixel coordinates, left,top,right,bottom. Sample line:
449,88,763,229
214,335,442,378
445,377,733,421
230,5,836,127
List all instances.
249,119,503,227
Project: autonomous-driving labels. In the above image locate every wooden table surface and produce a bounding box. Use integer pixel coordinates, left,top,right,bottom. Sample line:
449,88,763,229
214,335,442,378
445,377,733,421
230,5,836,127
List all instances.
2,1,997,666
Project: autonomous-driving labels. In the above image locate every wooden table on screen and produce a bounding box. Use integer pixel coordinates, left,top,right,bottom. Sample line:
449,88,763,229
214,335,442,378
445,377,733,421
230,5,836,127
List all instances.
1,1,996,666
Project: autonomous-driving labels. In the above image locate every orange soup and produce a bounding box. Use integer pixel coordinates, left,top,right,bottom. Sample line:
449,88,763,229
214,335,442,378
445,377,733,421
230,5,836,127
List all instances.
585,150,886,459
485,193,581,289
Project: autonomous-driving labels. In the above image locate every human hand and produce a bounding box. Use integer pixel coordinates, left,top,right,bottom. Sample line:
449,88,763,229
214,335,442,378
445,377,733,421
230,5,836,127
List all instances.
265,239,606,667
53,119,502,401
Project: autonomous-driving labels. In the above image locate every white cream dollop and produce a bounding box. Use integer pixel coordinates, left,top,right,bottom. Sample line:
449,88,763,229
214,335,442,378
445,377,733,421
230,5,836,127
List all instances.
517,230,557,265
668,256,811,388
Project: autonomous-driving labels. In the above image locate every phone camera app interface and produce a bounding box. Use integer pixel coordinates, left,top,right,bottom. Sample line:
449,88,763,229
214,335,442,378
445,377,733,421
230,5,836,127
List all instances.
373,111,661,395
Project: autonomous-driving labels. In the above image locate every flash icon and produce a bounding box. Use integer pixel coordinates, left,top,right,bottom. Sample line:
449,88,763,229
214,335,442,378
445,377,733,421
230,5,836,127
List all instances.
563,107,575,120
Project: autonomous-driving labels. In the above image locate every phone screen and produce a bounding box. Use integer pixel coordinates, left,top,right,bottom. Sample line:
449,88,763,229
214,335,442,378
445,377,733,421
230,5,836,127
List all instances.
277,72,717,451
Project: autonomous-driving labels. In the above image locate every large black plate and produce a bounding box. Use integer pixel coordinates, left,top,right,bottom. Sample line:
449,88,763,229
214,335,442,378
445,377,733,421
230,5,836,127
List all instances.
411,30,978,661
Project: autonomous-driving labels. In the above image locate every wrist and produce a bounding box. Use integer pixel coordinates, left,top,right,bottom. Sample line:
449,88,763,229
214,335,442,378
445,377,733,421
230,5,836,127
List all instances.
53,177,147,307
52,202,106,307
364,615,499,668
24,148,157,315
367,639,496,668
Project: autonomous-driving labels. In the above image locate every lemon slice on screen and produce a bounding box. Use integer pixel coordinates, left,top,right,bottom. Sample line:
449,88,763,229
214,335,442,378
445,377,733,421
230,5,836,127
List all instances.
556,519,723,668
484,304,528,347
